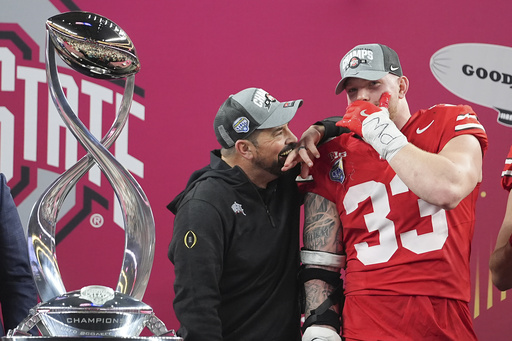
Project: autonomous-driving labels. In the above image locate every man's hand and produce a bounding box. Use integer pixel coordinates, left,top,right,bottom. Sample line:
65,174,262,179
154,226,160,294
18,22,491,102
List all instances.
282,124,324,178
337,93,407,161
337,92,391,137
302,326,341,341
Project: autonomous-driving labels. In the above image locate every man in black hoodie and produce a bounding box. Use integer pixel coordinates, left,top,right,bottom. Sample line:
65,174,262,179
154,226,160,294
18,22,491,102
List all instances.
168,87,342,341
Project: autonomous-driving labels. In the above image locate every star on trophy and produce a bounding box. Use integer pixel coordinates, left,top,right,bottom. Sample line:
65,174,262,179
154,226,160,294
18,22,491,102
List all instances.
5,11,181,340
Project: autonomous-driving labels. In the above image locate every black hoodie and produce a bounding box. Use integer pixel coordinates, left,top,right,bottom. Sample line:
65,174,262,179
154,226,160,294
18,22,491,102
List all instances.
168,150,302,341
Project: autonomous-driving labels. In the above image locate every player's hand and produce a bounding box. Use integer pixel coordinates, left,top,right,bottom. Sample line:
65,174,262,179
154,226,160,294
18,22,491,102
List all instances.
336,92,391,137
282,124,324,177
336,92,407,161
302,326,341,341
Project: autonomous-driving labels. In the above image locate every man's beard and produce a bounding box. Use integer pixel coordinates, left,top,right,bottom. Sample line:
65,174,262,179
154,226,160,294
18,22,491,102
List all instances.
253,155,286,177
252,144,296,177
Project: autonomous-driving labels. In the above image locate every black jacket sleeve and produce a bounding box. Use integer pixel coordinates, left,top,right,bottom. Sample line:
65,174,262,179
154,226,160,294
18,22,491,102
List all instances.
168,199,224,341
0,174,38,336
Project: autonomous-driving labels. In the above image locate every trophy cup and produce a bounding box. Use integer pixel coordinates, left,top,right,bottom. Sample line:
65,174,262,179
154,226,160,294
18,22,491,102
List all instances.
5,11,181,340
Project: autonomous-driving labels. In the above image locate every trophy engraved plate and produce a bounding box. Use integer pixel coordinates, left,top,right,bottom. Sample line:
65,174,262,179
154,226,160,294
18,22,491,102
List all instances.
5,11,181,340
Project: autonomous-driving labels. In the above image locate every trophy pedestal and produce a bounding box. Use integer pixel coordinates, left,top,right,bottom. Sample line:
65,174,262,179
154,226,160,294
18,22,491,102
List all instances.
5,286,180,339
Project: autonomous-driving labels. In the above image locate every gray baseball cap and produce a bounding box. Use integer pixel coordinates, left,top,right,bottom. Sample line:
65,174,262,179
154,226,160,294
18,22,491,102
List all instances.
214,88,303,149
335,43,403,94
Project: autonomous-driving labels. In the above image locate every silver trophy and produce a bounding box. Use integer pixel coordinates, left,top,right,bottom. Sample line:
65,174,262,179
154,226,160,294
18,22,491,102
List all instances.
6,11,180,339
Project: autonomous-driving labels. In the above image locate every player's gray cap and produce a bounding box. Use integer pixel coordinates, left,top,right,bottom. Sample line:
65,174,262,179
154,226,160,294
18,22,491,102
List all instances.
214,88,303,149
335,43,403,94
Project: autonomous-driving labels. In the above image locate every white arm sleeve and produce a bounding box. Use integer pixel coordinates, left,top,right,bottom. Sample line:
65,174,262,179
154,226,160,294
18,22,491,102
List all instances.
302,326,342,341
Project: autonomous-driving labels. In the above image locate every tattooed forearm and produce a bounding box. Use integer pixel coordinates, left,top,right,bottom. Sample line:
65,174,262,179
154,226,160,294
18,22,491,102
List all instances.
303,279,339,317
303,193,342,253
301,193,343,320
301,194,343,320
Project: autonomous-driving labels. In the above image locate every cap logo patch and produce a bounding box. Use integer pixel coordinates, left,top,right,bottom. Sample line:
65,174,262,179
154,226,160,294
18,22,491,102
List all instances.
233,117,250,134
283,101,295,108
342,48,374,71
345,56,370,71
253,89,276,111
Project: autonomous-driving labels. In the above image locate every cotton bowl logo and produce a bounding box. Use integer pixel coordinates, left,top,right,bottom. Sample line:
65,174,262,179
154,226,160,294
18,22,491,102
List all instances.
329,159,345,184
233,117,250,134
430,43,512,127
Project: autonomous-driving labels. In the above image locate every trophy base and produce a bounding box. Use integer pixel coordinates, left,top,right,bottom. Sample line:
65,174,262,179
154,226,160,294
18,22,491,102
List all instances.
2,337,182,340
7,287,179,338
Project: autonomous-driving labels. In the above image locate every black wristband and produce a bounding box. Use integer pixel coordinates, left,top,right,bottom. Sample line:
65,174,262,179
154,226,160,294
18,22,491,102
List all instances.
315,117,348,145
302,309,341,334
301,282,343,334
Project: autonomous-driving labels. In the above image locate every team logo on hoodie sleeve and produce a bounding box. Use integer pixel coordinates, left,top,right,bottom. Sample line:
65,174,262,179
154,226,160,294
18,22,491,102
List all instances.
184,230,197,248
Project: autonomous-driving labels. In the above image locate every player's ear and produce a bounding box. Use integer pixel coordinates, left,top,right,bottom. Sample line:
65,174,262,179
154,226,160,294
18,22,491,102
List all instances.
235,139,254,160
398,76,409,99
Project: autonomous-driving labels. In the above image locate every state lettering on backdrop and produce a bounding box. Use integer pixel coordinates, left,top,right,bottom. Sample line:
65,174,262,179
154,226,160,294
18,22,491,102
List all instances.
0,20,147,274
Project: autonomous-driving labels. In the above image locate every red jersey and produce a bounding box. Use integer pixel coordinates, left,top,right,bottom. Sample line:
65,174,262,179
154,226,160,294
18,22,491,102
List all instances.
502,145,512,191
302,104,488,302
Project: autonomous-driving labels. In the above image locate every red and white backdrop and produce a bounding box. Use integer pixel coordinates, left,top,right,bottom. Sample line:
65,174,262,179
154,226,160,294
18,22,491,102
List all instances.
0,0,511,339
